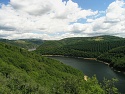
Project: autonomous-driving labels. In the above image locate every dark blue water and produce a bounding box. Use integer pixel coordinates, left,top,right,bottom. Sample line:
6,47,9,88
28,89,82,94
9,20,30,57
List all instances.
50,56,125,94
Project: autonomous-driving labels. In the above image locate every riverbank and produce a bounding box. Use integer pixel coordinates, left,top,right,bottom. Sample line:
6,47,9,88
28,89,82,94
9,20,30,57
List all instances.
42,55,64,56
83,58,97,60
84,58,125,74
96,60,110,66
80,57,124,73
45,55,125,74
96,60,125,74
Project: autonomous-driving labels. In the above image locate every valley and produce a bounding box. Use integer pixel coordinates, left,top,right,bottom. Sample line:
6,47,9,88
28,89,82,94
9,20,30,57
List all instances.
0,35,125,93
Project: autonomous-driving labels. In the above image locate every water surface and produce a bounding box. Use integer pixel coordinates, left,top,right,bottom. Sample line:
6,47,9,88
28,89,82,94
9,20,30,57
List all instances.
50,56,125,94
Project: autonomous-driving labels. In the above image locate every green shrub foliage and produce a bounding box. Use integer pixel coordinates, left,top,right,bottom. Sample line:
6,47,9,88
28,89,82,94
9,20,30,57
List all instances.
0,37,121,93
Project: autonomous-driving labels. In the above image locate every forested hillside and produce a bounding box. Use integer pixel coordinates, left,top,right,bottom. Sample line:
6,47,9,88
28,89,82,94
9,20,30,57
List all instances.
35,35,125,58
35,35,125,72
97,46,125,71
0,42,118,94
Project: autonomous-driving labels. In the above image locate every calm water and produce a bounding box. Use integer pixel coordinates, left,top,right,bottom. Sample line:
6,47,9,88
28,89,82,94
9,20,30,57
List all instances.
50,56,125,94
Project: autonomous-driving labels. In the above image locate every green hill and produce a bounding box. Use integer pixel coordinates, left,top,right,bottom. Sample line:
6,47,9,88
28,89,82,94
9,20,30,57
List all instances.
35,35,125,72
97,46,125,71
35,35,125,57
0,42,113,94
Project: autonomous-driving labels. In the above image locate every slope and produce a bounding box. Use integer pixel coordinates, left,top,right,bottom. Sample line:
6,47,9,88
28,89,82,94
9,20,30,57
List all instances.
0,42,108,94
97,46,125,71
35,35,125,57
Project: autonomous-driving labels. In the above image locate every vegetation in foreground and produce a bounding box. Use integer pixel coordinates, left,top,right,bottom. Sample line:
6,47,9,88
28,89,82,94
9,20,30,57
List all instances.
0,42,120,94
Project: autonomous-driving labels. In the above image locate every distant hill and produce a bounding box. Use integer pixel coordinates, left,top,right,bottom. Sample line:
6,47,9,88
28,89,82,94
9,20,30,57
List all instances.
0,42,109,93
0,38,43,49
35,35,125,57
61,35,123,43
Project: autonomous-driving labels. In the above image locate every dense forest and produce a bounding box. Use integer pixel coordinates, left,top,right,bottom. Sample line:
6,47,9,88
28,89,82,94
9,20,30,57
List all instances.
0,42,120,93
35,35,125,72
36,35,125,57
97,46,125,71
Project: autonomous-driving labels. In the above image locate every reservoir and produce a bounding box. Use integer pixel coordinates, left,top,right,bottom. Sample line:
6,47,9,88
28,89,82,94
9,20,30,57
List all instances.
50,56,125,94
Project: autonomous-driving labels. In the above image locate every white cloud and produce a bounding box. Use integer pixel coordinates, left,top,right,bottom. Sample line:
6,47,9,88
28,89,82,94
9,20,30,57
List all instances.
0,0,125,40
10,0,53,16
5,33,51,40
71,0,125,37
106,0,125,21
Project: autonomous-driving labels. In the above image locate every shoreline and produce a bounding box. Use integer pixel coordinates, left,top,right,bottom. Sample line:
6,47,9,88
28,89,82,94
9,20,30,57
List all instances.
45,55,125,74
42,55,64,57
96,60,110,66
96,60,125,74
83,58,97,60
84,58,125,74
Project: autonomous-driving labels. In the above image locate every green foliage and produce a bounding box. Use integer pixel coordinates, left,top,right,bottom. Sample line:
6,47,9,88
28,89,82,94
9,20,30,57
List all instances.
0,40,121,94
102,78,119,94
36,36,125,58
35,36,125,72
97,46,125,71
52,76,117,94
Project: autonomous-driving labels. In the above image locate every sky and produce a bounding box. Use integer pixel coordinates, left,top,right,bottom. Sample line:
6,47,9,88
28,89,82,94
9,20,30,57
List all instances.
0,0,125,40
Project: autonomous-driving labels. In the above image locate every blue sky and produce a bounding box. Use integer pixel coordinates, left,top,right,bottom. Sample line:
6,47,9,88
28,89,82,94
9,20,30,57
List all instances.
0,0,9,5
0,0,125,40
66,0,115,10
0,0,115,12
